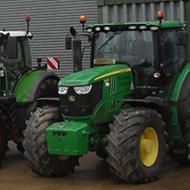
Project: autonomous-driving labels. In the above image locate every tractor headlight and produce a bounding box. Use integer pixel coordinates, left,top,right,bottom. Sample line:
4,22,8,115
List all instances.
74,85,92,94
58,86,68,94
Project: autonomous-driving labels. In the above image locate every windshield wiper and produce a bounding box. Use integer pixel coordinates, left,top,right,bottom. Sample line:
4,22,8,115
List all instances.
98,31,122,50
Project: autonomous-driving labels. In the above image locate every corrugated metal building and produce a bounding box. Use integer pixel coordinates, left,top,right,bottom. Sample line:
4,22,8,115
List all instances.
97,0,186,23
0,0,98,77
0,0,188,77
97,0,190,55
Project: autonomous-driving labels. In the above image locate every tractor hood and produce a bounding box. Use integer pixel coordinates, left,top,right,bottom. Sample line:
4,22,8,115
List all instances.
59,64,132,86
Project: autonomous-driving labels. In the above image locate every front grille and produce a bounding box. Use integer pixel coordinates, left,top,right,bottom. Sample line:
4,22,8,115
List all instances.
60,81,103,117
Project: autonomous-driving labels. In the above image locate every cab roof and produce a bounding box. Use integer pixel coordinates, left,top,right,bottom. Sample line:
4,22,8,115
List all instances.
86,21,186,32
0,31,32,38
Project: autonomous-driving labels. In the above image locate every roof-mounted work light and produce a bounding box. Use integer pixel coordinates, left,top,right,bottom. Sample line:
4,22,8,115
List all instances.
157,11,164,27
80,15,86,24
157,11,164,20
80,15,86,32
25,15,31,34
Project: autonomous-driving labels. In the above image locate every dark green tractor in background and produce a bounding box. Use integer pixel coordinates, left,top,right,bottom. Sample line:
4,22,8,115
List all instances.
0,16,59,166
23,12,190,183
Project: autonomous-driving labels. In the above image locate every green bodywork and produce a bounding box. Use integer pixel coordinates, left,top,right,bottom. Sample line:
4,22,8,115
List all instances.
87,21,185,30
13,70,44,103
47,20,190,156
47,121,106,155
47,64,134,155
58,65,133,124
170,64,190,138
0,34,47,103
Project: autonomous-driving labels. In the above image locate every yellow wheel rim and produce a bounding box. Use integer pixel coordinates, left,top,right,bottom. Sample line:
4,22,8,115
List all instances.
140,127,159,167
58,155,70,161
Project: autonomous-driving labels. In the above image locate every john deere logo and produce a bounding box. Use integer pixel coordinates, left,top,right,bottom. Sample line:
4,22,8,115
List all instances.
69,95,75,102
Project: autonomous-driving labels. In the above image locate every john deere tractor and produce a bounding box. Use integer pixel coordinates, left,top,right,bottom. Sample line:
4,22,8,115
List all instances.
0,16,59,166
23,12,190,183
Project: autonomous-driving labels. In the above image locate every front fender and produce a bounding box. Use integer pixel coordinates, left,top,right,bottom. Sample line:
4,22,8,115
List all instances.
121,97,172,127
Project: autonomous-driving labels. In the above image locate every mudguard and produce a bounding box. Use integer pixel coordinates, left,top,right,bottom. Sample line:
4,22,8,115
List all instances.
13,70,59,103
171,64,190,138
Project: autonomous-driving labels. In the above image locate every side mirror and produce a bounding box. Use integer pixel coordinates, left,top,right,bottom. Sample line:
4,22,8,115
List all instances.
7,36,18,58
177,31,188,45
73,40,82,72
65,34,72,49
0,63,7,92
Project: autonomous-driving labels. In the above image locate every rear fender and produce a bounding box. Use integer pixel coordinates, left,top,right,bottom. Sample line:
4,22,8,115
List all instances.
28,71,59,102
13,71,59,103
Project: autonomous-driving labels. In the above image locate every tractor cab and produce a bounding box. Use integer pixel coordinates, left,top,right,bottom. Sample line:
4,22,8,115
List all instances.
0,31,33,94
88,21,187,98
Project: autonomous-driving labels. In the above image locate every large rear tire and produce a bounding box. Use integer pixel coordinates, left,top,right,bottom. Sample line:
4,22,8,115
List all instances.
23,106,79,176
15,78,59,153
0,115,8,165
106,108,167,183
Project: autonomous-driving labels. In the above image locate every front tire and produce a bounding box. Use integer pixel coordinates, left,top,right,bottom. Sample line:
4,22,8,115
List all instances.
106,108,167,183
23,106,79,176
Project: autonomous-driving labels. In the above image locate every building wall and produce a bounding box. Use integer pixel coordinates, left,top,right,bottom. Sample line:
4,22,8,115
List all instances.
97,0,190,58
97,0,185,23
0,0,187,78
0,0,98,77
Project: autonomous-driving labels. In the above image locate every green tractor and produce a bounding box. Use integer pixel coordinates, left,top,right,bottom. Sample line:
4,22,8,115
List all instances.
0,16,59,166
23,12,190,183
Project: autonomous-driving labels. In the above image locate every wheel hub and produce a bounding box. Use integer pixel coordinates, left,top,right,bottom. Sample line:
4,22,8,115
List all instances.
58,155,70,161
140,127,159,167
141,139,153,154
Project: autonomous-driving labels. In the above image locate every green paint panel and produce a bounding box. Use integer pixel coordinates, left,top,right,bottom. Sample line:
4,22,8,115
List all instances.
87,21,185,29
47,121,89,155
13,70,44,103
59,64,134,125
58,64,131,86
171,64,190,101
170,64,190,137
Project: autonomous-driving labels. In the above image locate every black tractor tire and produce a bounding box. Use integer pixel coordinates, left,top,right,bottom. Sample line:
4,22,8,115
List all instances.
106,108,167,183
96,148,108,159
16,142,25,153
0,117,8,164
183,115,190,144
15,77,59,153
27,77,59,116
23,106,79,176
170,150,189,166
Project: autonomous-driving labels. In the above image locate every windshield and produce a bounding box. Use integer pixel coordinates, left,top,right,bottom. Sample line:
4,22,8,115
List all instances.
94,30,154,67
